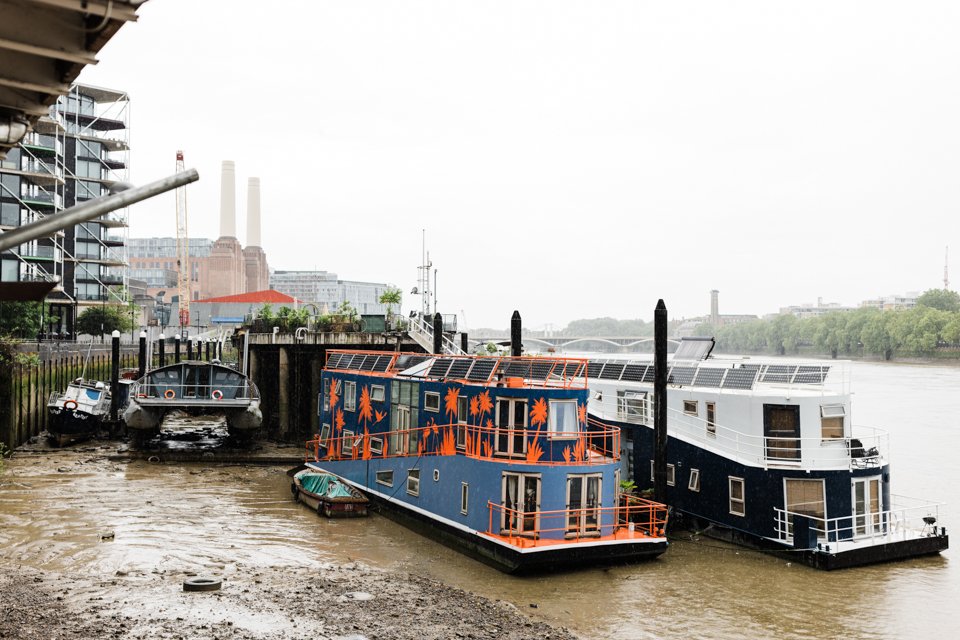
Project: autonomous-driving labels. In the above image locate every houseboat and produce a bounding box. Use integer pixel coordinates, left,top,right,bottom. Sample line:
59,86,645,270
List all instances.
47,378,111,446
123,361,262,437
587,338,948,570
305,349,669,574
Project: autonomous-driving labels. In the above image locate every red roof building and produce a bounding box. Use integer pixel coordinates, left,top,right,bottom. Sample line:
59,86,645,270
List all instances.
196,289,302,305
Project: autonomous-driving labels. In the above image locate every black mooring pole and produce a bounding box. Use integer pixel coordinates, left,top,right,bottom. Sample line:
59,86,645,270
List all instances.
110,330,120,421
158,333,166,368
187,338,194,360
432,313,443,354
205,340,212,361
460,332,468,354
174,334,181,363
654,299,668,503
137,330,147,379
510,310,521,357
218,340,223,361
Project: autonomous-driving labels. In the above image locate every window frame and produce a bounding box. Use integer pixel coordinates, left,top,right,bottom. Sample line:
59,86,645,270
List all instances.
667,463,676,487
371,384,386,403
369,436,383,455
318,423,331,448
424,391,441,413
344,380,356,411
407,468,421,496
548,399,579,439
375,469,394,487
688,468,700,492
683,400,698,416
461,482,469,515
341,429,355,456
820,404,845,441
729,476,745,517
706,401,716,436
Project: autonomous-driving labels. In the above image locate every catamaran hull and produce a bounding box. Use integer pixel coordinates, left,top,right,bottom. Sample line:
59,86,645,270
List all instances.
122,402,262,433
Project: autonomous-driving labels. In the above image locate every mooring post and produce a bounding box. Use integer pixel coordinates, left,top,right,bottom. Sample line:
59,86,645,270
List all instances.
510,310,522,357
110,330,120,421
174,334,181,363
137,330,147,379
433,313,443,354
158,333,166,368
654,299,668,504
461,332,468,354
187,338,194,360
218,340,223,361
206,340,212,361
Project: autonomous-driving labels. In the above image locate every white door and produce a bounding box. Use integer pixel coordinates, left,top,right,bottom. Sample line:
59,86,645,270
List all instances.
853,477,882,536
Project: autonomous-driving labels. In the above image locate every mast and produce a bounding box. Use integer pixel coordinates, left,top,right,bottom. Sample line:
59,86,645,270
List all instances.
175,150,190,330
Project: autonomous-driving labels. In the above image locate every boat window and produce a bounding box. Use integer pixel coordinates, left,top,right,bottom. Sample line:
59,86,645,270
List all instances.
319,423,330,447
495,398,528,457
371,385,385,402
433,469,440,482
566,473,602,536
785,478,825,536
456,396,469,449
683,400,698,416
424,391,440,413
706,402,716,436
617,390,648,424
820,404,845,440
375,470,393,487
667,464,676,486
549,400,579,438
369,437,383,455
501,472,540,535
341,429,355,456
650,459,655,482
344,381,356,411
407,469,420,496
688,468,700,492
729,477,745,516
461,482,469,515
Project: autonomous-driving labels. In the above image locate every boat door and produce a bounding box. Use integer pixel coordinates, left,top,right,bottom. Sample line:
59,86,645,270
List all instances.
852,477,882,536
566,473,602,537
763,404,800,461
501,472,540,535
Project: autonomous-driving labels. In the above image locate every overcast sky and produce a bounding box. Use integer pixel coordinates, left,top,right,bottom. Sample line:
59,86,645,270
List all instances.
76,1,960,329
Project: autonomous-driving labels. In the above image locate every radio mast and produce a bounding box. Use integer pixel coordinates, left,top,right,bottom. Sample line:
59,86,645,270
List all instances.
175,150,190,330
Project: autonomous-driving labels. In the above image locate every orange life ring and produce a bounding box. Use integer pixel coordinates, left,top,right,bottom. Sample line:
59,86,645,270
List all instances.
163,389,176,399
63,399,78,410
211,389,223,400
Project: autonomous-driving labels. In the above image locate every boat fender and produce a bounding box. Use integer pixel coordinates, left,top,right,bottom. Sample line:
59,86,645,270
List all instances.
164,389,176,399
211,389,223,400
183,577,222,592
63,399,78,410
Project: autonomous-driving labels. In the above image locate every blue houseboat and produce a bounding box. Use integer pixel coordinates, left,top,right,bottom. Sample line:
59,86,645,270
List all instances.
306,350,669,574
587,338,948,570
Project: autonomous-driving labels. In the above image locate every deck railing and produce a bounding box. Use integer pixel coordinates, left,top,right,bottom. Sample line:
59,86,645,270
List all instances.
306,420,620,466
773,495,946,548
485,494,668,544
131,378,260,402
665,407,887,470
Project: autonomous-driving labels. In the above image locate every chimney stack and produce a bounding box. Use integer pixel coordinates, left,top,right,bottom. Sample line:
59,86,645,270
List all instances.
246,177,261,248
219,160,236,238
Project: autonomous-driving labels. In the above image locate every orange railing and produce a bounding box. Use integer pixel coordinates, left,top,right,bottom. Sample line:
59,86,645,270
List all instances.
324,349,589,389
305,420,620,467
485,494,669,545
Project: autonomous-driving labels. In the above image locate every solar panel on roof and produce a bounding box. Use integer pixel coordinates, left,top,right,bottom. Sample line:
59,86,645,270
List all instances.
447,358,471,379
339,354,357,370
372,356,391,372
326,353,343,369
599,362,625,380
693,367,725,388
668,366,697,386
504,361,531,378
795,365,829,384
428,358,452,378
621,364,648,382
360,355,378,371
760,364,796,383
672,337,716,361
721,367,757,390
530,361,553,380
587,361,606,379
466,359,496,381
642,366,656,383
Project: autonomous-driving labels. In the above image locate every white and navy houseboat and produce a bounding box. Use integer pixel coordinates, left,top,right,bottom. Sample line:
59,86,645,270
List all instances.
587,338,948,570
306,349,669,573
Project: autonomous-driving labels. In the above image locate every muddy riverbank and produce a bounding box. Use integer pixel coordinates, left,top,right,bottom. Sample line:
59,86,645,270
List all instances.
0,442,577,640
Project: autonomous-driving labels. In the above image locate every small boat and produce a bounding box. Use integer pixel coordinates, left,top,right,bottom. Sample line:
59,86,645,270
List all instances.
291,469,369,518
47,378,111,446
122,360,262,437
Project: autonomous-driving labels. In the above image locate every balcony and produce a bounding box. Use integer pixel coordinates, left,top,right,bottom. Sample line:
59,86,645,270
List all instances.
21,191,58,208
102,234,125,246
21,135,58,155
99,212,128,228
17,245,57,261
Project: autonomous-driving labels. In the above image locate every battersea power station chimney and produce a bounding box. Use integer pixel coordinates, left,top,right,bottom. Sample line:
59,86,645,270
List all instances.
246,177,261,248
219,160,237,238
243,177,269,292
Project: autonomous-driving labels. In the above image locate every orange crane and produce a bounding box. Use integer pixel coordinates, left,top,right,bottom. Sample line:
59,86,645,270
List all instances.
175,150,190,329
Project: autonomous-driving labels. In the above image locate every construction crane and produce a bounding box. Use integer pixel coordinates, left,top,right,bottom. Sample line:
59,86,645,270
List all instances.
175,150,190,330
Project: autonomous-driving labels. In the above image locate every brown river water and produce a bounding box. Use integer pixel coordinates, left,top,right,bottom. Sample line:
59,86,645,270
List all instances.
0,360,955,638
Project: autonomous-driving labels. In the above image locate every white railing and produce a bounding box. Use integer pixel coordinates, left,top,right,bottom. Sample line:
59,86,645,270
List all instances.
773,495,946,548
407,314,465,355
667,406,887,471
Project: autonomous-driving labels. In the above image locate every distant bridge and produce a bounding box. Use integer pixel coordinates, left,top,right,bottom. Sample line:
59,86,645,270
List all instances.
468,336,682,351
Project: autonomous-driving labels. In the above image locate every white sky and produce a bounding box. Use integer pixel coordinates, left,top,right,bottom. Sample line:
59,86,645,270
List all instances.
77,1,960,329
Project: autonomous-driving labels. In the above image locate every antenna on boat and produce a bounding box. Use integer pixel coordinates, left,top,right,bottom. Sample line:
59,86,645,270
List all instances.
78,339,94,381
416,229,433,320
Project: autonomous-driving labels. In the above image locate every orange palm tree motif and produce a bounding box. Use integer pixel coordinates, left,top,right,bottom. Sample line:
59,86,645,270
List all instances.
439,426,457,456
335,408,345,433
362,428,372,460
328,379,339,410
469,396,480,422
374,409,387,424
578,403,587,426
525,438,544,463
477,390,493,423
358,385,374,426
444,387,460,420
526,397,549,463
